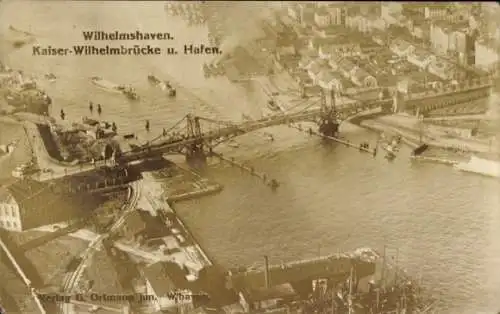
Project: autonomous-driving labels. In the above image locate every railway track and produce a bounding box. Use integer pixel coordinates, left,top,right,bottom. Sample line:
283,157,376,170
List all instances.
59,181,141,314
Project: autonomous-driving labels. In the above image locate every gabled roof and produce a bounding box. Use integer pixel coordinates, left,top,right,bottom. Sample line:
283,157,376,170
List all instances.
4,179,95,230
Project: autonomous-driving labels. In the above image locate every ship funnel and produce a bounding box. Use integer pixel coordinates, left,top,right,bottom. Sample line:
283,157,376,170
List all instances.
264,255,270,289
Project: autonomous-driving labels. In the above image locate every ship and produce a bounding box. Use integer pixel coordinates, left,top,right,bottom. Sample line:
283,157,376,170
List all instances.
91,76,139,100
148,75,176,97
454,155,500,178
44,73,56,83
90,76,123,94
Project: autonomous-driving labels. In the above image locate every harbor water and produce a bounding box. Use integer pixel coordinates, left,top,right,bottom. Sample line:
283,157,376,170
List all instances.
1,2,500,313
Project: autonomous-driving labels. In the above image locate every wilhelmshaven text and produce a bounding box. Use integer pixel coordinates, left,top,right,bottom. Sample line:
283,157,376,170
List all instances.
82,31,173,41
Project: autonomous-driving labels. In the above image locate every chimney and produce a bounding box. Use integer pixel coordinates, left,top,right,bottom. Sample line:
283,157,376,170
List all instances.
264,255,270,289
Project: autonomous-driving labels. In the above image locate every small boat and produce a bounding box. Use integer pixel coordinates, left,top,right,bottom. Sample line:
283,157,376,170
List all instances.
148,74,161,85
123,87,139,100
90,76,123,93
44,73,56,83
267,99,281,112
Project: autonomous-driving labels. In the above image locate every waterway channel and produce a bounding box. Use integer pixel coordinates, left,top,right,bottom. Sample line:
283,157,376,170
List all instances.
1,2,499,313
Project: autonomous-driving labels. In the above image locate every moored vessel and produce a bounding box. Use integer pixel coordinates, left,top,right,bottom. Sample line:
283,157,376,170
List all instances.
148,75,176,97
90,76,123,93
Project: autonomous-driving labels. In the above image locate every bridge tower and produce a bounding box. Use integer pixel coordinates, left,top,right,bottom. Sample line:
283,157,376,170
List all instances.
185,114,207,166
318,89,339,137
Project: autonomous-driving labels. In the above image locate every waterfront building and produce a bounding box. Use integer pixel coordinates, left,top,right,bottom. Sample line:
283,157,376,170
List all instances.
142,262,194,312
0,180,91,232
238,283,297,313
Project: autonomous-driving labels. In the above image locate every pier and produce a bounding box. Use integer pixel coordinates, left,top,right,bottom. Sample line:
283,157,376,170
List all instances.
208,151,280,188
289,123,377,156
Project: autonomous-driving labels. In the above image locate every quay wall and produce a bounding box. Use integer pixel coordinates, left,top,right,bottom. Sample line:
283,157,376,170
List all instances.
164,200,214,267
167,183,223,202
36,124,62,160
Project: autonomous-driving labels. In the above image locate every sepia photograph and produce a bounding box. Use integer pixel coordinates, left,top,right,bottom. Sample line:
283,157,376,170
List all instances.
0,1,499,313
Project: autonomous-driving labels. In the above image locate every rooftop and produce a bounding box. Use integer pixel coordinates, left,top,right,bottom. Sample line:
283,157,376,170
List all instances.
1,179,97,230
241,283,297,303
408,47,432,63
230,249,377,290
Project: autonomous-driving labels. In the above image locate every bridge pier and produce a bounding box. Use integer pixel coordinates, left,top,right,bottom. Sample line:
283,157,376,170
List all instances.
185,143,207,167
318,118,339,137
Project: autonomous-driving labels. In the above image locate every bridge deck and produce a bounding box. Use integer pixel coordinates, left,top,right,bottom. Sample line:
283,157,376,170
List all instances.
119,98,392,163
